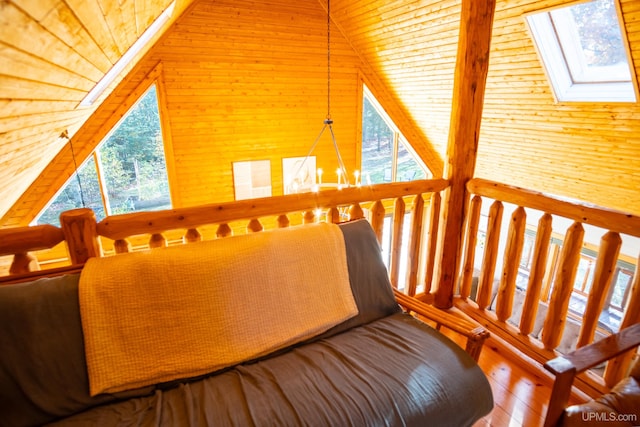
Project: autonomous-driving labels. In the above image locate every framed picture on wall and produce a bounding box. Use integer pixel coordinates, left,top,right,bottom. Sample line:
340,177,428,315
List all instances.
283,156,316,194
232,160,272,200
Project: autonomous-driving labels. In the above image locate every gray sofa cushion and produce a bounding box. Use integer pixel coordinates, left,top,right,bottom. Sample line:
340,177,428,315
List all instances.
0,274,154,427
0,219,399,426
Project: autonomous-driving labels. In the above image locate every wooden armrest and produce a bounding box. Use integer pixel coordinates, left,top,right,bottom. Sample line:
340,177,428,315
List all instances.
543,322,640,427
393,289,489,361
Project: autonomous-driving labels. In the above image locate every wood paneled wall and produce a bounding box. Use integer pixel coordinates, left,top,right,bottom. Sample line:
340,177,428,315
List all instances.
2,0,438,225
478,0,640,215
333,0,640,215
3,0,640,225
0,0,181,225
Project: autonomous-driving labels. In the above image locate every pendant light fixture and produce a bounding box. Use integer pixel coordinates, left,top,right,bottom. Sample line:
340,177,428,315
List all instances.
286,0,359,193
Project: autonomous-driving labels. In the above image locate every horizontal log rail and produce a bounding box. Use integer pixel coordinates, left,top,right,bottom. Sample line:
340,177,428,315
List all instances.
0,180,447,301
456,178,640,397
95,179,448,240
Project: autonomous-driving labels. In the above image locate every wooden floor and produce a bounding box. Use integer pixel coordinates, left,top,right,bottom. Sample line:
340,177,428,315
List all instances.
464,334,586,427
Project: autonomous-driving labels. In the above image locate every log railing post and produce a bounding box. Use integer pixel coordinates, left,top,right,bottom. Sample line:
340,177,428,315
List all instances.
327,207,340,224
519,213,553,335
60,208,102,265
216,223,233,238
459,195,482,299
149,233,167,248
495,206,526,322
435,0,496,308
541,222,584,350
407,194,424,296
277,214,290,228
390,197,406,288
9,252,40,275
184,228,202,243
369,200,385,245
247,219,263,233
476,200,503,310
424,192,442,294
577,231,621,348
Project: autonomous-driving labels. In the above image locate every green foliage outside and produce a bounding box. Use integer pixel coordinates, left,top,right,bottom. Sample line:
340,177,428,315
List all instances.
37,85,170,226
361,96,427,184
570,0,626,67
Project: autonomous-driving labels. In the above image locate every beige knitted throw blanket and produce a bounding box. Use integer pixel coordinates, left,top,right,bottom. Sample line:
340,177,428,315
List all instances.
79,223,357,396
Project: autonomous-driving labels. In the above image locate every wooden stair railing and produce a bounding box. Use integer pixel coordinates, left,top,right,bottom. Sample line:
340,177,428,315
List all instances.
456,178,640,397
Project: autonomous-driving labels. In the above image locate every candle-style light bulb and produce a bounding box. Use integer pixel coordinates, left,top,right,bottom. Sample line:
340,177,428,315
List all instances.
317,168,323,186
354,170,360,186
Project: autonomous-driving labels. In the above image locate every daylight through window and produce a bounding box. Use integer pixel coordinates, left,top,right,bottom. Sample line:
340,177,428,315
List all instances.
360,85,429,184
526,0,637,102
36,84,171,226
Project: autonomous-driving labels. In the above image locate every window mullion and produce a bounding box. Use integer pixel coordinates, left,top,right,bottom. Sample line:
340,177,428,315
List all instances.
93,151,112,216
391,132,399,182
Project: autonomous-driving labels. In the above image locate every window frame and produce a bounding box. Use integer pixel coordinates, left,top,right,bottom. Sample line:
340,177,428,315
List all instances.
34,80,173,225
361,84,430,183
525,0,638,103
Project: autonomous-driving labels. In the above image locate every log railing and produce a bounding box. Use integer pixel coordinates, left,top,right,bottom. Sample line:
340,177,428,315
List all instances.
0,179,446,297
455,178,640,396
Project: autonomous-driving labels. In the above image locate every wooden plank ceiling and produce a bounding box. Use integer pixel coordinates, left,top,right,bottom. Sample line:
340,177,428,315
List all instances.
1,0,640,227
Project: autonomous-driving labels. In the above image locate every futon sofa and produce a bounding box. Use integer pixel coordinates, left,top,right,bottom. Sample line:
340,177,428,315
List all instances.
0,219,493,426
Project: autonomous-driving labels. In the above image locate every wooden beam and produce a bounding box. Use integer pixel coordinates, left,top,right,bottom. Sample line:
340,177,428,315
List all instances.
434,0,496,308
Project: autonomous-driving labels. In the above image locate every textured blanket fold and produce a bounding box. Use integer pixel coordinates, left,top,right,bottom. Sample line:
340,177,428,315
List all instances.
79,223,357,396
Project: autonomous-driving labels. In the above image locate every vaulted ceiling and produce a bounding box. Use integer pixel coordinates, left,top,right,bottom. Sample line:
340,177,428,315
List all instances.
1,0,639,227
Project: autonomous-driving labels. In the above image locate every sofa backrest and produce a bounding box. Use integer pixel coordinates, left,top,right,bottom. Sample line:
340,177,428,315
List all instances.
0,219,399,426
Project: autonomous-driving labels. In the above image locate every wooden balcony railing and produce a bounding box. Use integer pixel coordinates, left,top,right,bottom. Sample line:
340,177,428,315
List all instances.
455,178,640,397
2,175,638,398
0,179,446,295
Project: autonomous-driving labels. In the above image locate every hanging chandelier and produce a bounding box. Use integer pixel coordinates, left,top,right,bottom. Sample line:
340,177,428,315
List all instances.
285,0,360,194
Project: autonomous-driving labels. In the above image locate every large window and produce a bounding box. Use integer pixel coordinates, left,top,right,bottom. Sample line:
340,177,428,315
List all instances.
526,0,637,102
361,86,429,184
36,84,171,226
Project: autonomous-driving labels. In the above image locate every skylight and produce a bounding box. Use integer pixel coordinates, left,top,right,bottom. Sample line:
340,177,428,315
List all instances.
79,1,175,108
526,0,637,102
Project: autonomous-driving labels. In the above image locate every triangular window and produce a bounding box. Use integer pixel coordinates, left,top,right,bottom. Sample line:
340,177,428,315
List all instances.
361,85,429,184
35,84,171,226
526,0,637,102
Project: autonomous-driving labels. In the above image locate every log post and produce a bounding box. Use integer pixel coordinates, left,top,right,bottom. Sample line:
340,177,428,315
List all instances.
424,192,442,294
327,207,340,224
434,0,496,308
390,197,406,288
216,223,233,238
369,200,386,245
349,203,365,221
9,252,40,275
519,213,552,335
476,200,503,310
247,218,263,233
577,232,621,348
459,195,482,299
541,222,584,350
407,194,424,296
496,207,527,322
60,208,102,265
303,210,316,224
114,239,131,254
149,233,167,248
277,214,290,228
184,228,202,243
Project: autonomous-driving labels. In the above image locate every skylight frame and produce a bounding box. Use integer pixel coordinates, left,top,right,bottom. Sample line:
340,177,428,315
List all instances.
525,0,638,103
78,1,176,108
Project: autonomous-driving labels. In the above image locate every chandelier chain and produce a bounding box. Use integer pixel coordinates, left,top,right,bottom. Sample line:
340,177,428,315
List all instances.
327,0,331,120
